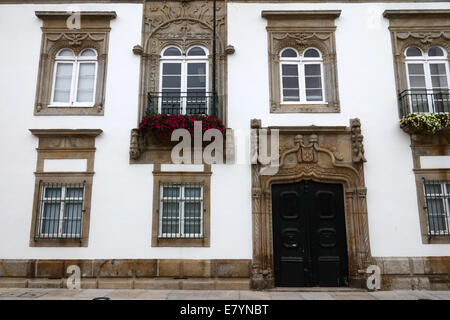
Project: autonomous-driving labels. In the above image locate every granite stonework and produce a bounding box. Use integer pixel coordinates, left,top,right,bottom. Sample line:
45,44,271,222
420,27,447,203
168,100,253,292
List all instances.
0,258,447,290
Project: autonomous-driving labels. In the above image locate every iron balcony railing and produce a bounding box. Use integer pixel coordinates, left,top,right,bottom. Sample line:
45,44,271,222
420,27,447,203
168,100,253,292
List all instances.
34,181,86,240
147,92,218,117
399,89,450,117
158,182,204,239
423,178,450,237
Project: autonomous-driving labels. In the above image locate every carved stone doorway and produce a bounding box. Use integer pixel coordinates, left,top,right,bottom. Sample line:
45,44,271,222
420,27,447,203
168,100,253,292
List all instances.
250,119,373,289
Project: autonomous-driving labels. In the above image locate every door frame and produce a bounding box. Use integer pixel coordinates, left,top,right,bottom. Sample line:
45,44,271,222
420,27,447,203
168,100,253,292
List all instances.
250,119,373,289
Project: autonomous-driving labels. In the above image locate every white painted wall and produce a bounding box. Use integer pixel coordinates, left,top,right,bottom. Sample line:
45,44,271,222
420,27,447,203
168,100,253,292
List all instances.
0,2,449,260
227,2,450,257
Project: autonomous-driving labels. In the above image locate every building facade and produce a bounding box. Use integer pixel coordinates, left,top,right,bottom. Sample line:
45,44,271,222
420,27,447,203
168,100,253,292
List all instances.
0,0,449,290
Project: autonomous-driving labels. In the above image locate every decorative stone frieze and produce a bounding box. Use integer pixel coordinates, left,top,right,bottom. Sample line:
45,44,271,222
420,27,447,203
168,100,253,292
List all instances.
250,119,372,289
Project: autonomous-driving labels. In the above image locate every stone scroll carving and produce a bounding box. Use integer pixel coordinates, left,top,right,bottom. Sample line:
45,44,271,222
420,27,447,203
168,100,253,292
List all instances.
250,118,373,290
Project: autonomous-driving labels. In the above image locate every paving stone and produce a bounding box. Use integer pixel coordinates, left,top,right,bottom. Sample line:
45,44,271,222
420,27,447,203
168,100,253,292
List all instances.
269,292,305,300
426,291,450,300
97,278,133,289
239,291,272,300
73,289,114,300
369,291,404,300
0,278,28,288
168,290,210,300
330,292,375,300
215,279,250,290
299,292,334,300
36,289,81,300
105,289,149,300
207,290,240,300
28,279,62,288
134,278,181,290
134,290,172,300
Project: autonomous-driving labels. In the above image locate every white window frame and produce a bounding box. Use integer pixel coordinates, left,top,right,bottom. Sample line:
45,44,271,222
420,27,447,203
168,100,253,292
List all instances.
159,46,209,114
49,48,98,108
39,185,85,238
159,184,204,238
405,46,450,113
280,47,326,105
423,181,450,236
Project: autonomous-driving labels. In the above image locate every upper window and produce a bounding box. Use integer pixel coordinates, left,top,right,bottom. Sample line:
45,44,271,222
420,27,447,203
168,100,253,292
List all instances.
404,46,450,113
280,47,325,104
158,45,209,114
50,48,98,107
423,180,450,237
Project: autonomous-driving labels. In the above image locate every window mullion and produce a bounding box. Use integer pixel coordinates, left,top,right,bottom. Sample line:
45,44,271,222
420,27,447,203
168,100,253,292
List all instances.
299,62,306,104
71,61,79,105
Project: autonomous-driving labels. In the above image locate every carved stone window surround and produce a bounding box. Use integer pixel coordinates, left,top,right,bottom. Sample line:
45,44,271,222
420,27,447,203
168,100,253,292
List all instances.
250,118,371,289
410,134,450,244
262,10,341,113
29,129,102,247
34,11,116,116
384,10,450,116
151,164,211,247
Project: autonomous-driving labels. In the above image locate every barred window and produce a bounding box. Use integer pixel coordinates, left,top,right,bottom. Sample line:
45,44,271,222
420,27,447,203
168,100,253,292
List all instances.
35,181,85,240
423,179,450,236
158,182,204,238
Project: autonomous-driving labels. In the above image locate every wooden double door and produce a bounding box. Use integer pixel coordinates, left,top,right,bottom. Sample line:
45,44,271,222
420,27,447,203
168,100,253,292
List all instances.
272,180,349,287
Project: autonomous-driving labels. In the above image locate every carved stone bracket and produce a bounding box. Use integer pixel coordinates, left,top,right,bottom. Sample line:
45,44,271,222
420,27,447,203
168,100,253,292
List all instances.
250,119,371,289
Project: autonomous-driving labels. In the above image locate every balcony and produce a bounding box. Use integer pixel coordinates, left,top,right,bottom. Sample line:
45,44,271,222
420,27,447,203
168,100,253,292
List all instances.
146,92,218,117
399,89,450,118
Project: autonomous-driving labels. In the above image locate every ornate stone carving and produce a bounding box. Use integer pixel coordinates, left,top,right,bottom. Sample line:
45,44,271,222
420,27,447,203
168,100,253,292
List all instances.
250,119,372,289
350,118,367,163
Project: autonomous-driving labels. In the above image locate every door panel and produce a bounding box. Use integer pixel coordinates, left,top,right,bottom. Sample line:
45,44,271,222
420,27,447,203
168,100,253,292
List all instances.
272,181,348,287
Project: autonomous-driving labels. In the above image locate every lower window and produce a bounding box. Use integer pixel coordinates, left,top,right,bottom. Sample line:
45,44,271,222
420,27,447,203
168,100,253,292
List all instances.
35,181,86,240
423,179,450,236
159,183,204,239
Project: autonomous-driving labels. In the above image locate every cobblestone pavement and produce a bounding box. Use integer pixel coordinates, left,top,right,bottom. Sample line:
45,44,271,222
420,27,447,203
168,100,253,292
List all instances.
0,288,449,300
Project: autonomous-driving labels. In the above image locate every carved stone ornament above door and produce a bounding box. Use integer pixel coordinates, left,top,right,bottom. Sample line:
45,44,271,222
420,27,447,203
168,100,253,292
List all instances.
250,119,372,289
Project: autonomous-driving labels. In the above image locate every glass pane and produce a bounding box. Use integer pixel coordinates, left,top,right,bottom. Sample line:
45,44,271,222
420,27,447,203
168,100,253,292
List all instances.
62,203,82,236
406,47,422,57
431,76,448,88
163,47,181,56
187,76,206,88
185,187,201,198
282,77,299,89
281,64,298,76
161,202,180,235
162,63,181,75
305,64,321,76
53,63,73,102
80,49,96,57
424,184,442,195
428,47,444,57
283,89,300,102
162,76,181,88
408,64,425,75
66,188,84,198
163,187,180,198
306,89,323,102
76,63,96,102
426,199,444,213
44,187,62,198
58,49,75,57
188,63,206,75
184,202,201,235
184,202,201,217
430,64,447,75
304,48,320,58
281,49,297,58
187,47,206,56
305,76,322,89
41,203,61,235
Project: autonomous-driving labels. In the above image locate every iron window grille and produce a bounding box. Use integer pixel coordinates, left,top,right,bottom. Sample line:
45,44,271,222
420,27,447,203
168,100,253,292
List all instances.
158,182,204,239
147,92,218,117
34,181,86,240
423,178,450,237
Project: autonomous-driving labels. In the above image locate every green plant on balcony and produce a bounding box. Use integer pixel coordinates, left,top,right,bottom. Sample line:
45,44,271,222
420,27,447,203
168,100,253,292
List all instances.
400,113,450,134
138,113,226,140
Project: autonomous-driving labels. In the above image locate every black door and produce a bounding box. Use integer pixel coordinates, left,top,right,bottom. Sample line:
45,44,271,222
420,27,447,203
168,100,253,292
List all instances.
272,180,349,287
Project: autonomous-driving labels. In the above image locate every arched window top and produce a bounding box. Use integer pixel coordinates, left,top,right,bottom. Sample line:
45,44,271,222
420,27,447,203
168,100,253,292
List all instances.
280,48,298,58
80,48,97,57
405,46,423,57
303,48,321,58
162,46,182,57
56,49,75,57
187,46,207,56
428,46,446,57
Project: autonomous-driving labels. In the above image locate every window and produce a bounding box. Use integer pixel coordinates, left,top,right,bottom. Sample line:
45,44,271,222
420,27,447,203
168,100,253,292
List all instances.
158,46,209,114
50,48,98,107
404,46,450,113
35,182,85,239
34,11,115,115
151,165,211,247
29,129,101,247
423,179,450,236
280,48,325,104
159,183,204,238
